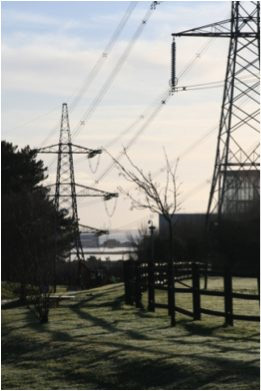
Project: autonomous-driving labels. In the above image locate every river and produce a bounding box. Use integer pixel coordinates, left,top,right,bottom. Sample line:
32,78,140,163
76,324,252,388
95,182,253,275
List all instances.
82,246,136,261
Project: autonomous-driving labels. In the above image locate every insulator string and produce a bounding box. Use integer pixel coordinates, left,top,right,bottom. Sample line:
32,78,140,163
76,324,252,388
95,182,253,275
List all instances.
104,196,118,218
88,153,102,174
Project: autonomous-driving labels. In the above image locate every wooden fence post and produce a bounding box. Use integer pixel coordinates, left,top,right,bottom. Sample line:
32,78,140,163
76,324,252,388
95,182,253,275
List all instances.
257,275,260,303
148,260,155,312
135,261,142,308
204,262,208,290
148,224,155,311
123,260,134,305
224,267,233,326
168,259,176,326
192,263,201,320
123,261,129,304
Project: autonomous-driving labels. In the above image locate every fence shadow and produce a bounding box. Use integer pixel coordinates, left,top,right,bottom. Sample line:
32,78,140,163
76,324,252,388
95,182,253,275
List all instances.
2,285,259,390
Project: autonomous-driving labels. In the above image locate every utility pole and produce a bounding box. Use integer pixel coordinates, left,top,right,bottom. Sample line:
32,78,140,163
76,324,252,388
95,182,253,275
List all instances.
39,103,118,288
172,1,260,225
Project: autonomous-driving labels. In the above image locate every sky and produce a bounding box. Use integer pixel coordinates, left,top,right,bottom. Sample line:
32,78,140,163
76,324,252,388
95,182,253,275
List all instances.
2,0,233,237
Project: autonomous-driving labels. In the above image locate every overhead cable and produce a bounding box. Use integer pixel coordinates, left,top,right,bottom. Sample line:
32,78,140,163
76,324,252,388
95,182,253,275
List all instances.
71,1,161,139
69,2,138,112
103,75,257,180
96,89,171,182
36,2,137,151
93,38,216,181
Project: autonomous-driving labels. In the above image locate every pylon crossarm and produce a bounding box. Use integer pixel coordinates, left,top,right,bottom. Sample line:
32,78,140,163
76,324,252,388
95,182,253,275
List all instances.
37,143,102,157
46,182,118,199
172,18,231,37
75,183,119,200
37,144,59,153
79,223,108,236
172,18,258,38
70,143,102,157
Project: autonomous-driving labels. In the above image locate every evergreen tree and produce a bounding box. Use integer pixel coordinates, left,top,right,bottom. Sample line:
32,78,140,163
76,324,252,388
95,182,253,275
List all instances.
1,141,75,299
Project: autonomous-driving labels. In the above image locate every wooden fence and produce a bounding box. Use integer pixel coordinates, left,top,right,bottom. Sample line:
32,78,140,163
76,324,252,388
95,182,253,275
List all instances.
123,260,260,326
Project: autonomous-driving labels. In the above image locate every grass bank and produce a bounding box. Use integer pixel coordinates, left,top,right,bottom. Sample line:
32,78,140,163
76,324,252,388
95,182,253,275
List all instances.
2,279,260,390
1,281,69,300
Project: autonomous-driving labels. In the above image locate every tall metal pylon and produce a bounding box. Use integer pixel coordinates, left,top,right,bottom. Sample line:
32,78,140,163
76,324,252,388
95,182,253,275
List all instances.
172,1,260,224
39,103,118,286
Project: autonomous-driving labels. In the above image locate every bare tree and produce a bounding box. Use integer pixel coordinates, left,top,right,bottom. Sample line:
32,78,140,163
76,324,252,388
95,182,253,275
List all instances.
107,148,181,325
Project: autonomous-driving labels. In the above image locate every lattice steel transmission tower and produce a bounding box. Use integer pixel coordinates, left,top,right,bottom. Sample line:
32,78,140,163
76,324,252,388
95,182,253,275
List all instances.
172,1,260,225
39,103,118,286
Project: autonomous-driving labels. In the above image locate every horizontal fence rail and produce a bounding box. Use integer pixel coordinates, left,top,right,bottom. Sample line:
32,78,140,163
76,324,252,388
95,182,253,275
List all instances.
123,259,260,327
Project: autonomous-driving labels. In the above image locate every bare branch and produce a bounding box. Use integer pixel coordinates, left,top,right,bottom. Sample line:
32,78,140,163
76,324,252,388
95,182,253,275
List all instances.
107,148,181,224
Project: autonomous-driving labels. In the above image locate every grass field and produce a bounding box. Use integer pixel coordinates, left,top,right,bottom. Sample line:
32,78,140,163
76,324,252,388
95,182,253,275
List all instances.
1,282,69,300
1,278,260,390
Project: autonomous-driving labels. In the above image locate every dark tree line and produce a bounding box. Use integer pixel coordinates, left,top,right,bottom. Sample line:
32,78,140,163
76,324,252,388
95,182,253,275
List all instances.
1,141,75,302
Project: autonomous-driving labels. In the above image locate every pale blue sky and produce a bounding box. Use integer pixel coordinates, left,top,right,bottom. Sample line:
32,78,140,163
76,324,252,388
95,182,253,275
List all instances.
2,1,233,234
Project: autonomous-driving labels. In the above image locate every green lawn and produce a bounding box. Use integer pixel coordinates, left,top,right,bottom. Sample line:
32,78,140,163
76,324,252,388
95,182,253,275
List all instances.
1,282,69,300
1,279,260,390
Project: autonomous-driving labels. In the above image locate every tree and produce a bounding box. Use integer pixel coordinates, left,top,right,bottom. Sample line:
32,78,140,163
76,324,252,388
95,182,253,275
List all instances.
109,149,181,253
108,149,181,325
129,225,189,264
2,141,47,193
1,141,74,321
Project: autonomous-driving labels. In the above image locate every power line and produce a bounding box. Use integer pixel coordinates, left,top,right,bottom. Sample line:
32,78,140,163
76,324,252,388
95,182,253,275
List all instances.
45,1,159,171
96,90,171,183
51,74,250,175
107,77,257,182
6,104,60,137
71,1,161,139
103,72,257,155
93,38,216,181
40,74,256,158
68,2,138,113
178,38,215,80
100,94,257,232
71,87,171,169
31,2,137,151
155,90,257,176
44,17,220,175
111,178,211,231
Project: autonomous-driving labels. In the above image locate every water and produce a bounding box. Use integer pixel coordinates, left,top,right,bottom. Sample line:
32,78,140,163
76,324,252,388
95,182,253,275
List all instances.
82,246,135,261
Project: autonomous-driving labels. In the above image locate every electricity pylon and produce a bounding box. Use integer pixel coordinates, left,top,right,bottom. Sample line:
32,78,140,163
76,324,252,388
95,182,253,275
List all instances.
39,102,118,286
172,1,260,224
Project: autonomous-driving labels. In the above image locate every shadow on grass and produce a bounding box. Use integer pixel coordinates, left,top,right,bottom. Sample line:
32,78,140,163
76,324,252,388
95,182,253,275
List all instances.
2,284,260,390
179,319,224,336
70,299,151,341
23,290,260,350
63,358,188,390
111,294,125,310
1,300,24,310
177,319,260,343
1,328,47,364
16,336,257,390
73,293,125,311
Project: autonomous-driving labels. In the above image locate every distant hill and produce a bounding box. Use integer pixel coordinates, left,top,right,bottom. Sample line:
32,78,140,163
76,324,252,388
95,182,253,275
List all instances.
99,230,138,245
102,239,132,248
